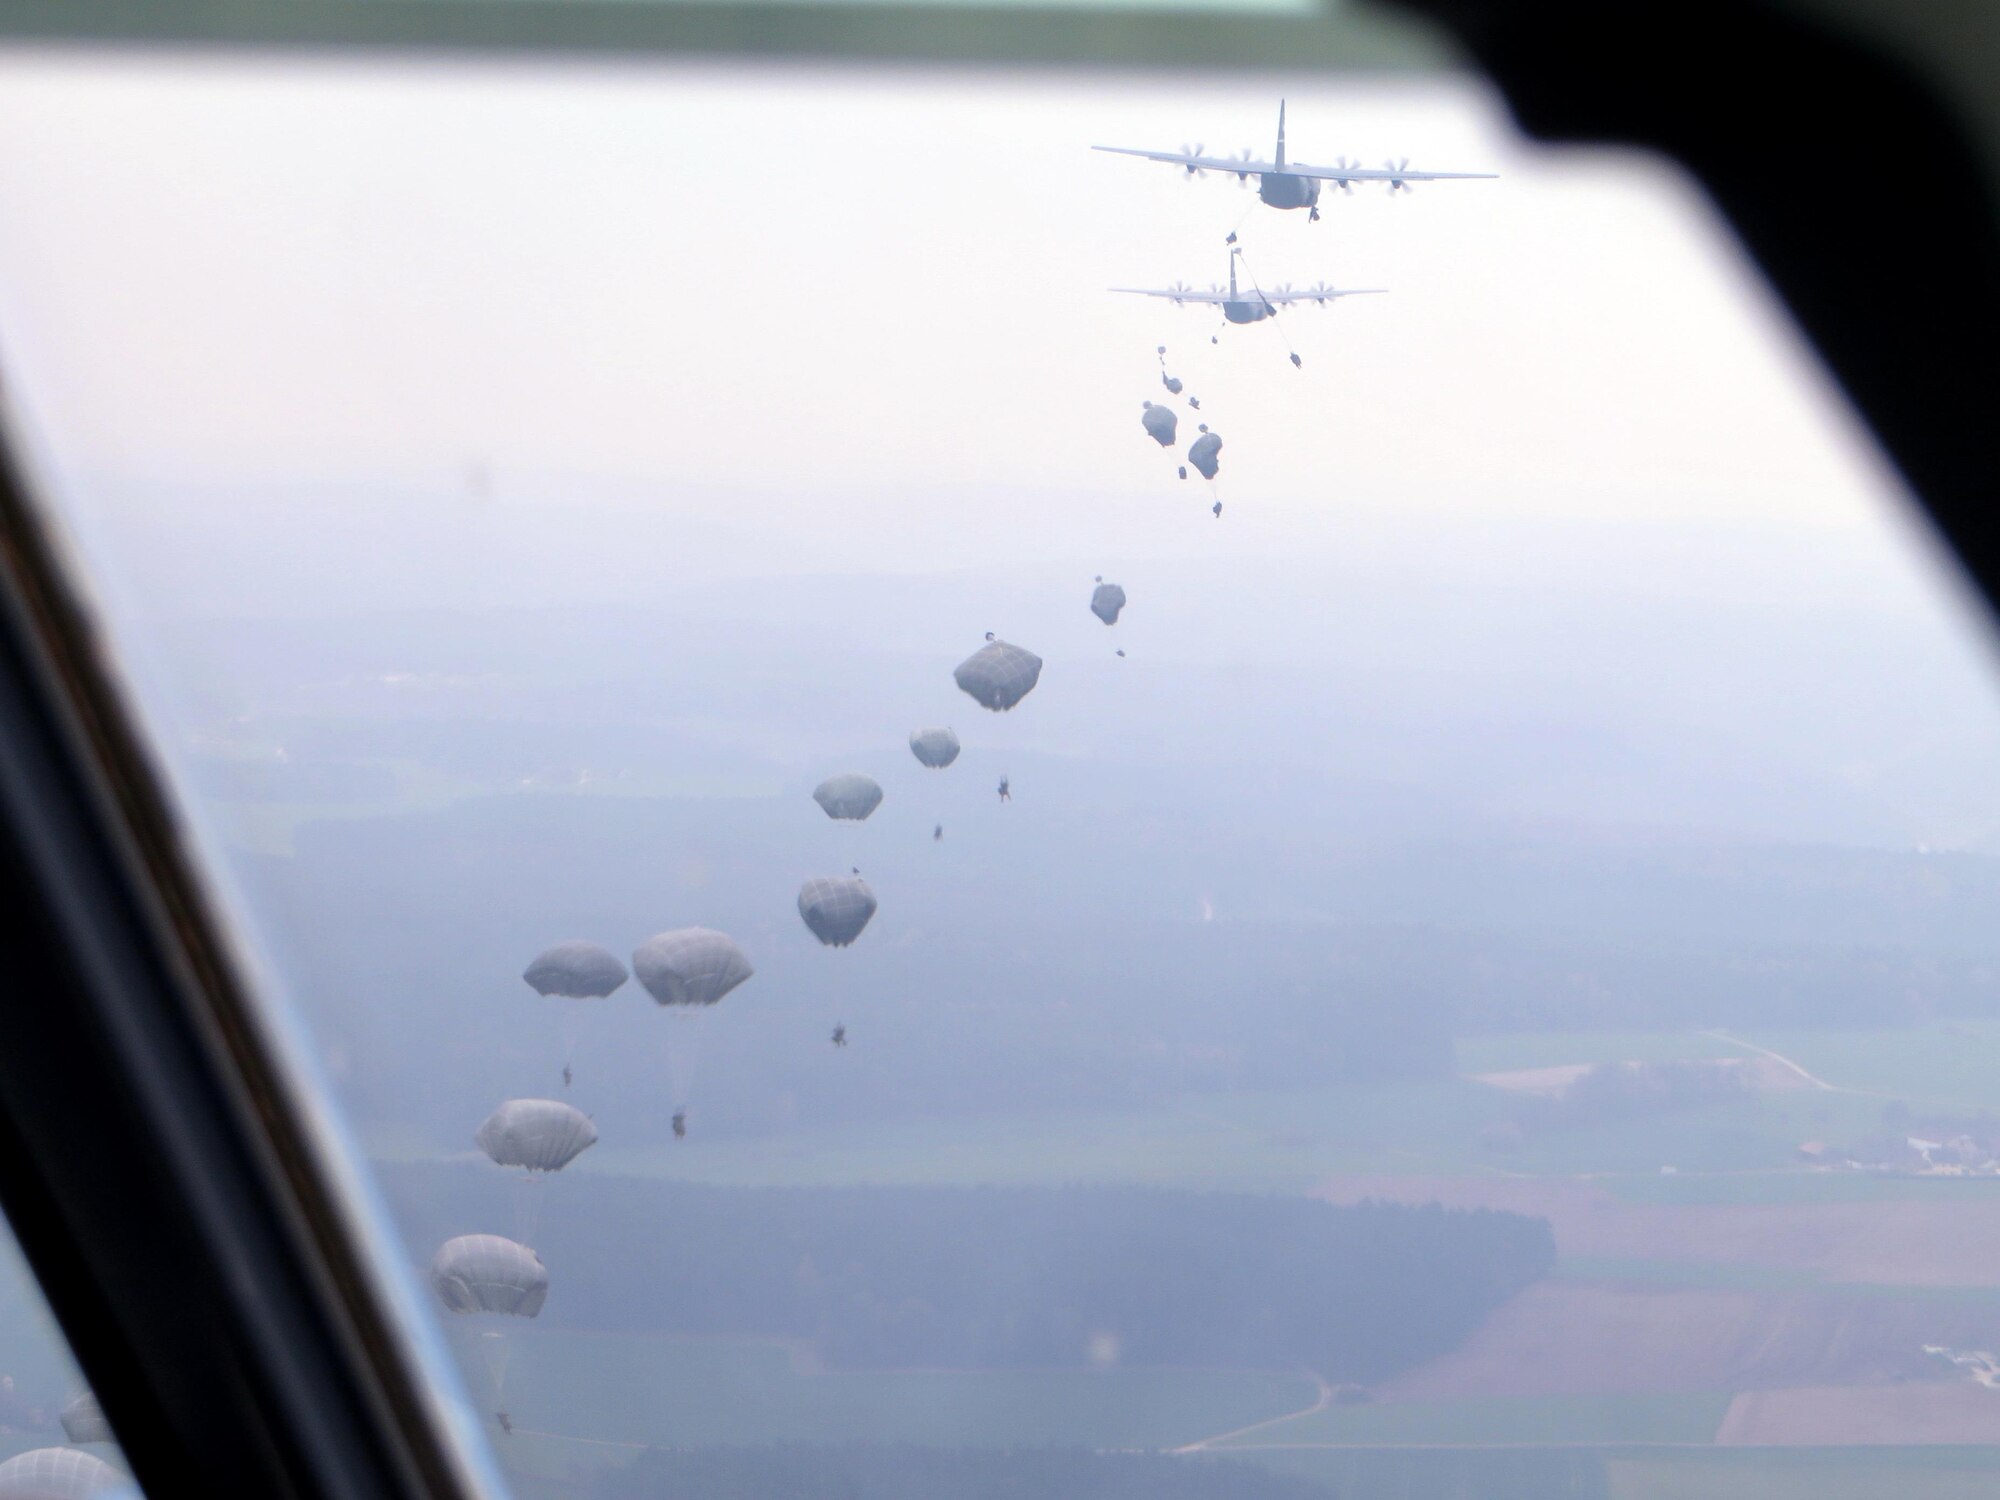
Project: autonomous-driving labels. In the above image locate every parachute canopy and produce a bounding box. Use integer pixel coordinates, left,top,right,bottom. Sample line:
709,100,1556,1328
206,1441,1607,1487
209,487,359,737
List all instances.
1141,402,1177,447
57,1394,111,1447
798,876,878,948
430,1234,548,1318
813,773,884,821
522,941,627,999
476,1099,598,1172
909,727,961,769
0,1448,125,1499
1188,429,1223,480
954,640,1042,712
1090,582,1127,626
632,928,754,1008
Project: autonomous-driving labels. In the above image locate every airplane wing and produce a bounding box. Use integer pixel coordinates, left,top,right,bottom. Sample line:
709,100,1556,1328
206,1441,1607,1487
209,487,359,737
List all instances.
1092,145,1496,184
1092,145,1280,177
1109,286,1232,304
1261,287,1388,304
1285,160,1497,183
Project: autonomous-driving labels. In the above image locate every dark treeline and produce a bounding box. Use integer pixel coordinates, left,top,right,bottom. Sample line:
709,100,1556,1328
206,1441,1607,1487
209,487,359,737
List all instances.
1513,1060,1749,1134
589,1444,1334,1500
239,781,2000,1146
383,1168,1553,1379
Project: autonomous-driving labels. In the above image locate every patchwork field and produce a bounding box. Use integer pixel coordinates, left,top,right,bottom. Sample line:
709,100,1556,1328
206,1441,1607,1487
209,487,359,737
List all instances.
1605,1448,2000,1500
1717,1383,2000,1446
459,1327,1319,1452
1314,1174,2000,1286
1213,1390,1730,1448
405,1023,2000,1497
1366,1282,1997,1400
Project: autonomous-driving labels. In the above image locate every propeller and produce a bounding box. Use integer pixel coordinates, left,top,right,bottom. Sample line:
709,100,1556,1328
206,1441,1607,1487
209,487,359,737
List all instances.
1385,157,1413,194
1208,283,1225,295
1307,280,1342,304
1181,143,1207,178
1167,280,1196,305
1331,157,1358,194
1234,148,1256,184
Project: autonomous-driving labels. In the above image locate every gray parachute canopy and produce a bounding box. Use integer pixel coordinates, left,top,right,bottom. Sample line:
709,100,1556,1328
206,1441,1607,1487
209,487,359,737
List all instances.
0,1448,125,1499
1188,430,1223,480
798,876,877,947
632,928,754,1008
1090,582,1127,626
813,773,884,821
953,640,1043,712
57,1394,111,1447
476,1099,598,1172
522,941,628,999
909,727,961,769
430,1234,548,1318
1141,402,1177,447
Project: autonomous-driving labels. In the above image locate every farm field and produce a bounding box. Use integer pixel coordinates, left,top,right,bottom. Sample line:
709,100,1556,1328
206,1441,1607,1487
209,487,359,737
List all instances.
375,1023,2000,1199
1215,1390,1730,1448
1455,1032,1748,1074
1240,1444,1613,1499
549,1081,1515,1191
1734,1024,2000,1113
1606,1447,2000,1500
1242,1443,2000,1500
422,1074,1892,1197
1355,1281,1997,1401
462,1327,1319,1452
1316,1171,2000,1285
1718,1383,2000,1446
1606,1172,2000,1207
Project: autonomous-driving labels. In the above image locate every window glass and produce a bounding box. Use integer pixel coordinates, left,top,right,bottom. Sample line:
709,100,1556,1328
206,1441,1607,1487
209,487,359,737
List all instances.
0,1223,141,1498
1,52,1998,1500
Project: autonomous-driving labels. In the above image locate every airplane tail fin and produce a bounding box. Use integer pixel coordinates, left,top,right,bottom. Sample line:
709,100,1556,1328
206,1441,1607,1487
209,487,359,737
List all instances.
1276,99,1287,168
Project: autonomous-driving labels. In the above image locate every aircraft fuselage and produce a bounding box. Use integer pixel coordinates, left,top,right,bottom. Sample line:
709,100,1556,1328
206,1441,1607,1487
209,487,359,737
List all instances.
1222,298,1275,325
1258,172,1320,211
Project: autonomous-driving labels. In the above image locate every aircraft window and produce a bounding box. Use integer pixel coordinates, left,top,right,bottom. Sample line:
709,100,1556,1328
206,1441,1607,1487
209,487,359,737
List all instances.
0,1217,140,1498
0,50,1997,1500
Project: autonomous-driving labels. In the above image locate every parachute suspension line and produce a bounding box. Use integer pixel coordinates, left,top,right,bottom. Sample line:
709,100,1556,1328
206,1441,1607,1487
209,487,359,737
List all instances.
1232,245,1303,366
1224,200,1255,247
559,1008,579,1089
511,1171,547,1249
477,1326,512,1408
664,1008,707,1120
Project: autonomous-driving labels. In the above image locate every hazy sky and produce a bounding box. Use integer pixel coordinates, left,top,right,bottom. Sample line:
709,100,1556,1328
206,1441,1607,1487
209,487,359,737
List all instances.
0,56,1938,566
0,50,1994,855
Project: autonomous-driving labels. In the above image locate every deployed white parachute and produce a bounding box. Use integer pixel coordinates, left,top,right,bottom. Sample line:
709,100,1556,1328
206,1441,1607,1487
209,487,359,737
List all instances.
1188,428,1223,481
476,1099,598,1173
954,640,1042,712
632,929,754,1008
523,940,628,1088
0,1448,124,1500
1090,581,1127,626
430,1234,548,1318
477,1098,595,1245
57,1395,111,1447
1141,402,1177,447
812,774,884,821
632,928,754,1128
909,728,961,769
798,876,877,948
522,941,627,999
